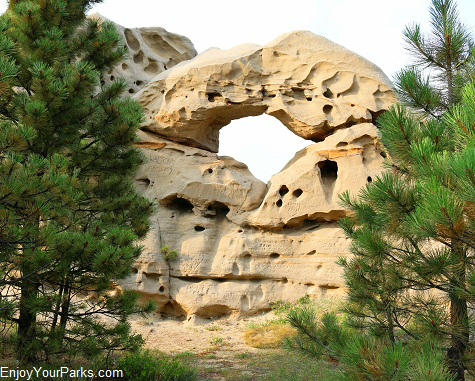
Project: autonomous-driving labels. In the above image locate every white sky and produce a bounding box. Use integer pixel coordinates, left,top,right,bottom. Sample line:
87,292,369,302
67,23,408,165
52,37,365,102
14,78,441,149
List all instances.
1,0,474,181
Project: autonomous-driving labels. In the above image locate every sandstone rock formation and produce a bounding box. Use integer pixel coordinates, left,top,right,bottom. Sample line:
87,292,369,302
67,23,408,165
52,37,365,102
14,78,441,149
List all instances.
90,14,197,95
136,31,395,152
119,30,396,320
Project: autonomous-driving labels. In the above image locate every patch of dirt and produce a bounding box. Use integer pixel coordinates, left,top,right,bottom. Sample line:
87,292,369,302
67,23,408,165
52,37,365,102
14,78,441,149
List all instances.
130,312,278,355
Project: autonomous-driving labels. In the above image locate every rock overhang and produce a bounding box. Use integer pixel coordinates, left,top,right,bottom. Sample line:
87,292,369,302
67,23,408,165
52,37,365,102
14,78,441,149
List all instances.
135,30,395,153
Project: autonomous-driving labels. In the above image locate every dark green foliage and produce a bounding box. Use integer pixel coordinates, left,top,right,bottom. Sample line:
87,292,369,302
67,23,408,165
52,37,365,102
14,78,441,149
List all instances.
335,0,475,377
0,0,154,363
395,0,474,115
285,308,455,381
117,350,197,381
285,1,475,380
337,82,475,381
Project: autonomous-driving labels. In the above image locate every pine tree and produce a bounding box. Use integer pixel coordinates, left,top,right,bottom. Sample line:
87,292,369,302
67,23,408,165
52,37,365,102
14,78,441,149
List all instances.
395,0,474,116
337,0,475,378
0,0,153,363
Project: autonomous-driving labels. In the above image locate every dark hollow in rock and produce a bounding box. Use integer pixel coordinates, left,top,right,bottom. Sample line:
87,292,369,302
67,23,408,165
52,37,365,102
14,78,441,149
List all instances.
317,160,338,184
279,185,289,197
163,195,194,213
293,189,303,198
206,201,230,217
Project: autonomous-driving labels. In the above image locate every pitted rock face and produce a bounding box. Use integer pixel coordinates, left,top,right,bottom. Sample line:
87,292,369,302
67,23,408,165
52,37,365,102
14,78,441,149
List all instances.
135,31,395,152
117,30,396,319
90,14,197,95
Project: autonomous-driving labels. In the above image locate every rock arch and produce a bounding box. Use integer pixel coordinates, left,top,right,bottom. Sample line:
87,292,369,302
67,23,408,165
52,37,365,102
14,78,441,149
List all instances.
135,31,395,152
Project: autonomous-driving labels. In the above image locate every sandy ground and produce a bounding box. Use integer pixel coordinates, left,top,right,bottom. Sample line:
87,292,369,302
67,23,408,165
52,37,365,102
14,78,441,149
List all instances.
130,312,276,355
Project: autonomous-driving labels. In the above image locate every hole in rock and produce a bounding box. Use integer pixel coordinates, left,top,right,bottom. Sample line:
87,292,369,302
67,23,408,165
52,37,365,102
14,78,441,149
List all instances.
145,60,159,74
270,253,280,259
131,268,138,274
159,286,165,293
143,272,160,281
135,177,151,192
367,176,373,183
380,151,387,158
128,89,135,94
291,87,306,100
160,301,186,319
163,196,194,213
218,114,312,182
207,92,222,102
279,185,289,197
319,284,340,290
207,168,213,174
293,189,303,198
323,104,333,114
133,51,144,64
194,226,205,232
109,75,115,81
121,63,129,70
276,199,283,207
206,201,230,217
317,160,338,184
323,88,334,99
124,28,140,51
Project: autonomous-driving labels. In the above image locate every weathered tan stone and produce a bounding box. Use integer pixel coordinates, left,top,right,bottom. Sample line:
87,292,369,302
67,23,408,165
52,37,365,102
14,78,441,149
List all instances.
136,31,395,152
240,123,384,229
123,123,384,318
115,30,395,319
90,13,197,95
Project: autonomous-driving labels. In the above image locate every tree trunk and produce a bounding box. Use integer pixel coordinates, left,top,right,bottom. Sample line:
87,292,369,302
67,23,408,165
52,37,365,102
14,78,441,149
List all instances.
385,303,395,343
50,281,64,332
447,242,469,381
58,278,72,346
17,264,38,363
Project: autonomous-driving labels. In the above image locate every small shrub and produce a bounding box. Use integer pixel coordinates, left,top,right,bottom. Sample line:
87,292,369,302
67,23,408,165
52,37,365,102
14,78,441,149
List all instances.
117,350,197,381
210,336,224,346
161,245,179,261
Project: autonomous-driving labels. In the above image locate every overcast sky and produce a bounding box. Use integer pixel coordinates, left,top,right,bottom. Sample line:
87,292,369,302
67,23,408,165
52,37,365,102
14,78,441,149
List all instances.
1,0,474,181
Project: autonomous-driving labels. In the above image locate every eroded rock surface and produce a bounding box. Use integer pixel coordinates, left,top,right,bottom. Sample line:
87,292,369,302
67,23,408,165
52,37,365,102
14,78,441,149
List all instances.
91,14,197,95
117,31,395,320
136,31,395,152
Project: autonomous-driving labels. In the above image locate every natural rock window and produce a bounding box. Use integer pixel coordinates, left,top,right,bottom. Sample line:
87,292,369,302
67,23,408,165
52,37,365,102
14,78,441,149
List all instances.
218,114,311,182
